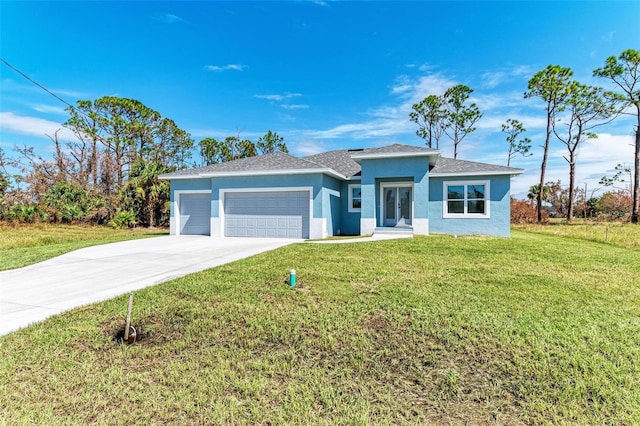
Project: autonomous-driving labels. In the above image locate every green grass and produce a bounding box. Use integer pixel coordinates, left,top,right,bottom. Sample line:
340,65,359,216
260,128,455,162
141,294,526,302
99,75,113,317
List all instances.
515,221,640,249
0,224,167,271
1,229,639,424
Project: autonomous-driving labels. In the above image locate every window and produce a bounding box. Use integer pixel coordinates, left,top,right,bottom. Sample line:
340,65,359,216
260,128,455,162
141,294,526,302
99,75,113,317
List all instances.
443,181,489,218
348,184,361,212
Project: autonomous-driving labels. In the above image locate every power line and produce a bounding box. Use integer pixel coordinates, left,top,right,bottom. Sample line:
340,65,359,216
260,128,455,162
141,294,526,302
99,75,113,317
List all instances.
0,57,76,110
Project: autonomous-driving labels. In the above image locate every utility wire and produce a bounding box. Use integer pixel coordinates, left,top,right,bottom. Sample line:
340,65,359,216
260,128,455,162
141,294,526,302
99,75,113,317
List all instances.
1,57,76,110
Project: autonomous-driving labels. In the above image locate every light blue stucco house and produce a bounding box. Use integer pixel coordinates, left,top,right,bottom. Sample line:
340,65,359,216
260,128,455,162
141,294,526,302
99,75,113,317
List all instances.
160,144,523,239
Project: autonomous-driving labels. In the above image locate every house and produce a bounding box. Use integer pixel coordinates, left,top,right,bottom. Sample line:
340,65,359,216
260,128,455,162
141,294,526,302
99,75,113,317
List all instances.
160,144,523,238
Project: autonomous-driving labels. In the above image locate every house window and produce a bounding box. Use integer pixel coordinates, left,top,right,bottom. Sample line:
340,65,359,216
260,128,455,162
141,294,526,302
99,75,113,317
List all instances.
348,184,361,212
443,181,490,218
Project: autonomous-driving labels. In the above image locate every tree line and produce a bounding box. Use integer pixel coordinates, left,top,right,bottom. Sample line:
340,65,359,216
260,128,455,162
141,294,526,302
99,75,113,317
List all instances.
0,96,288,227
410,49,639,223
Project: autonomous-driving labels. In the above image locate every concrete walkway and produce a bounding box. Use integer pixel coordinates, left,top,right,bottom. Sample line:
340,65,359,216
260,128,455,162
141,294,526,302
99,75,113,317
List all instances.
0,236,298,336
309,233,414,244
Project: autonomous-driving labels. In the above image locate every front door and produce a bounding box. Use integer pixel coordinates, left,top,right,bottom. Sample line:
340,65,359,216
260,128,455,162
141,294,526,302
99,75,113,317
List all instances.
383,186,412,227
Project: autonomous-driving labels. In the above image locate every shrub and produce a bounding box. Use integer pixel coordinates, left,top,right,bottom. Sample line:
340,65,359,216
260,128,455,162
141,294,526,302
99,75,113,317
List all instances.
511,197,548,224
108,210,137,229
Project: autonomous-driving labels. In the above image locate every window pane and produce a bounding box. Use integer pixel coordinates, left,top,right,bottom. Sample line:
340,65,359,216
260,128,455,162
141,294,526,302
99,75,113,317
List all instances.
351,186,361,199
467,185,485,199
447,200,464,214
447,186,464,200
352,199,361,209
467,200,485,214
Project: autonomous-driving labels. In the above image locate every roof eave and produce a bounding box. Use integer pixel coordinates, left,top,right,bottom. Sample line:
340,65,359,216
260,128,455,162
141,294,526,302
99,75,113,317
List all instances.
429,170,524,177
351,151,439,162
199,168,348,180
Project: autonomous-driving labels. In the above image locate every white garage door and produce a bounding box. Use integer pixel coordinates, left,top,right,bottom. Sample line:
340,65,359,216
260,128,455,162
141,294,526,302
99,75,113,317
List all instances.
224,191,309,238
179,193,211,235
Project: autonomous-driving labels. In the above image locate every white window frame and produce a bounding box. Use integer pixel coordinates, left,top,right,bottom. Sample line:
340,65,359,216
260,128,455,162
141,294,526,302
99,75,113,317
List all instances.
348,184,362,213
443,180,490,218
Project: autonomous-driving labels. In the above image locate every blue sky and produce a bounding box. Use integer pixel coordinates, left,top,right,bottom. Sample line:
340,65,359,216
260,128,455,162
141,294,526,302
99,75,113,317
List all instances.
1,1,639,197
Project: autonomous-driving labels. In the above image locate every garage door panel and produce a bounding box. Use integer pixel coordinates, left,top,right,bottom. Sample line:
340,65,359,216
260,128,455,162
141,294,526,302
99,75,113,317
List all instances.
179,193,211,235
224,191,309,239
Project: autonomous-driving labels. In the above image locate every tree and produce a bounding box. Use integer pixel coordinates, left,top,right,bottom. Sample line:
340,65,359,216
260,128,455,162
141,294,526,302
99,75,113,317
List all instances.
223,136,256,161
600,163,633,193
64,96,194,191
593,49,640,223
552,82,619,221
118,160,171,227
546,180,571,218
442,85,482,159
600,190,633,218
257,130,288,154
198,137,225,165
527,183,550,208
198,135,257,165
409,94,447,149
0,147,11,198
525,65,574,223
501,119,532,166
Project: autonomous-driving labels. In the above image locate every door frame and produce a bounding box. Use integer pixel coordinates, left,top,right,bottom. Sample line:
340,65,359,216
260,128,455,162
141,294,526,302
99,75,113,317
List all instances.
379,182,413,228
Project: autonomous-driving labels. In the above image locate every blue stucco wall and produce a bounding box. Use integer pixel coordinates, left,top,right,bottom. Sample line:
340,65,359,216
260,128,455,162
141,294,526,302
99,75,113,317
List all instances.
340,180,361,235
428,175,512,237
169,178,213,218
360,157,430,226
321,175,342,236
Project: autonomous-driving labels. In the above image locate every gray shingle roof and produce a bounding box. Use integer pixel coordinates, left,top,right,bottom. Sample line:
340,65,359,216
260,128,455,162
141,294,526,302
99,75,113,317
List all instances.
160,152,326,178
160,145,522,180
430,157,523,175
352,143,439,156
304,150,361,178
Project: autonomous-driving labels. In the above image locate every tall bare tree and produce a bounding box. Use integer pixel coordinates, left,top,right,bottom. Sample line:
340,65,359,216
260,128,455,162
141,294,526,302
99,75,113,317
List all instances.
442,85,482,159
525,65,574,223
410,94,447,149
552,82,620,221
502,118,532,167
593,49,640,223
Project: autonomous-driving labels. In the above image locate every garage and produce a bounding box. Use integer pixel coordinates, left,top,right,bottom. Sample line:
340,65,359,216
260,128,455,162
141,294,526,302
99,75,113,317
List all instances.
224,190,310,238
178,192,211,235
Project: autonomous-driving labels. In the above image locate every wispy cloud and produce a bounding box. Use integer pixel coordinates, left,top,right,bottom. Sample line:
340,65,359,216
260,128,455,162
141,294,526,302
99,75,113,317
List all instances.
2,79,88,100
154,13,187,24
602,31,615,42
281,104,309,110
293,140,328,156
307,0,329,6
0,112,76,140
254,93,302,102
32,104,67,115
481,71,506,89
305,73,456,140
205,64,247,72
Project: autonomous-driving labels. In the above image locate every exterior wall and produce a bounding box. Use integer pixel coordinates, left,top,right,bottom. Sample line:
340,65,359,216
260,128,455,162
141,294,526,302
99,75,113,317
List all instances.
428,174,512,237
320,174,342,237
169,179,213,235
340,180,361,235
359,157,430,235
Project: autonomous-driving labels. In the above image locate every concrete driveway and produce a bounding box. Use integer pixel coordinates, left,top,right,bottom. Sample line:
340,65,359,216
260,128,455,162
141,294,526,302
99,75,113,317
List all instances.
0,236,298,336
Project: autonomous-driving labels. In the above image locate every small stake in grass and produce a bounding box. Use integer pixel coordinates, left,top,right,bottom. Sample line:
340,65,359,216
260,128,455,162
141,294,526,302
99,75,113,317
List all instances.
124,292,136,344
289,269,296,287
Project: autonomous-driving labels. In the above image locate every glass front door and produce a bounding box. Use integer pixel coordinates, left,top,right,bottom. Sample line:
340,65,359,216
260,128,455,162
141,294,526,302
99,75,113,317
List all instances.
382,186,412,227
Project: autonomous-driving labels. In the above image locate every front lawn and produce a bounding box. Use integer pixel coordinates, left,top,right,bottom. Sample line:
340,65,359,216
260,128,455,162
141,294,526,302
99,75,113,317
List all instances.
1,230,639,423
0,224,167,271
